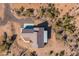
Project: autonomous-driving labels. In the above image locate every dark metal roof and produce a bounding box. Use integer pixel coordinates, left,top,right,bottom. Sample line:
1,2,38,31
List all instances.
24,26,34,29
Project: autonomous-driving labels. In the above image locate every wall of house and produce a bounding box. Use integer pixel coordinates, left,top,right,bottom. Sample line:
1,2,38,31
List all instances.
24,24,34,28
44,31,48,43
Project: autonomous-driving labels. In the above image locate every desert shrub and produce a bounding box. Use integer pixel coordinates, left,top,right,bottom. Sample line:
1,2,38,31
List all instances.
10,34,17,41
49,50,53,55
14,6,34,17
0,33,17,51
25,8,34,16
74,44,78,49
55,53,59,56
75,53,79,56
30,51,37,56
20,6,25,12
3,32,7,40
76,38,79,42
62,34,67,41
15,10,21,16
59,50,65,56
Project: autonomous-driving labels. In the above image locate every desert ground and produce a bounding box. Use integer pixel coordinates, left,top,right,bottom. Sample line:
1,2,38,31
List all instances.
0,3,79,56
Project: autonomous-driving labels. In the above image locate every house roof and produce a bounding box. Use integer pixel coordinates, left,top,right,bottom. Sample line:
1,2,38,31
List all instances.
22,29,34,33
21,22,49,48
21,27,45,48
37,28,44,48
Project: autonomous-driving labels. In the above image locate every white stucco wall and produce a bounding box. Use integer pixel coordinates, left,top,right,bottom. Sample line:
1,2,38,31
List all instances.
24,24,34,28
44,31,48,43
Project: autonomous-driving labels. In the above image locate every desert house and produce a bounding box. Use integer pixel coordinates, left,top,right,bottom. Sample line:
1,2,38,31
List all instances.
20,21,49,48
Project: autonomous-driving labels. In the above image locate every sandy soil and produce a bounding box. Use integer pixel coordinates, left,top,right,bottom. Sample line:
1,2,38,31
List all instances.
0,3,79,56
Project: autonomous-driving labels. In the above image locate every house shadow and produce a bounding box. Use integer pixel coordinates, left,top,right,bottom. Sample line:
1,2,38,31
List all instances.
34,21,52,39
